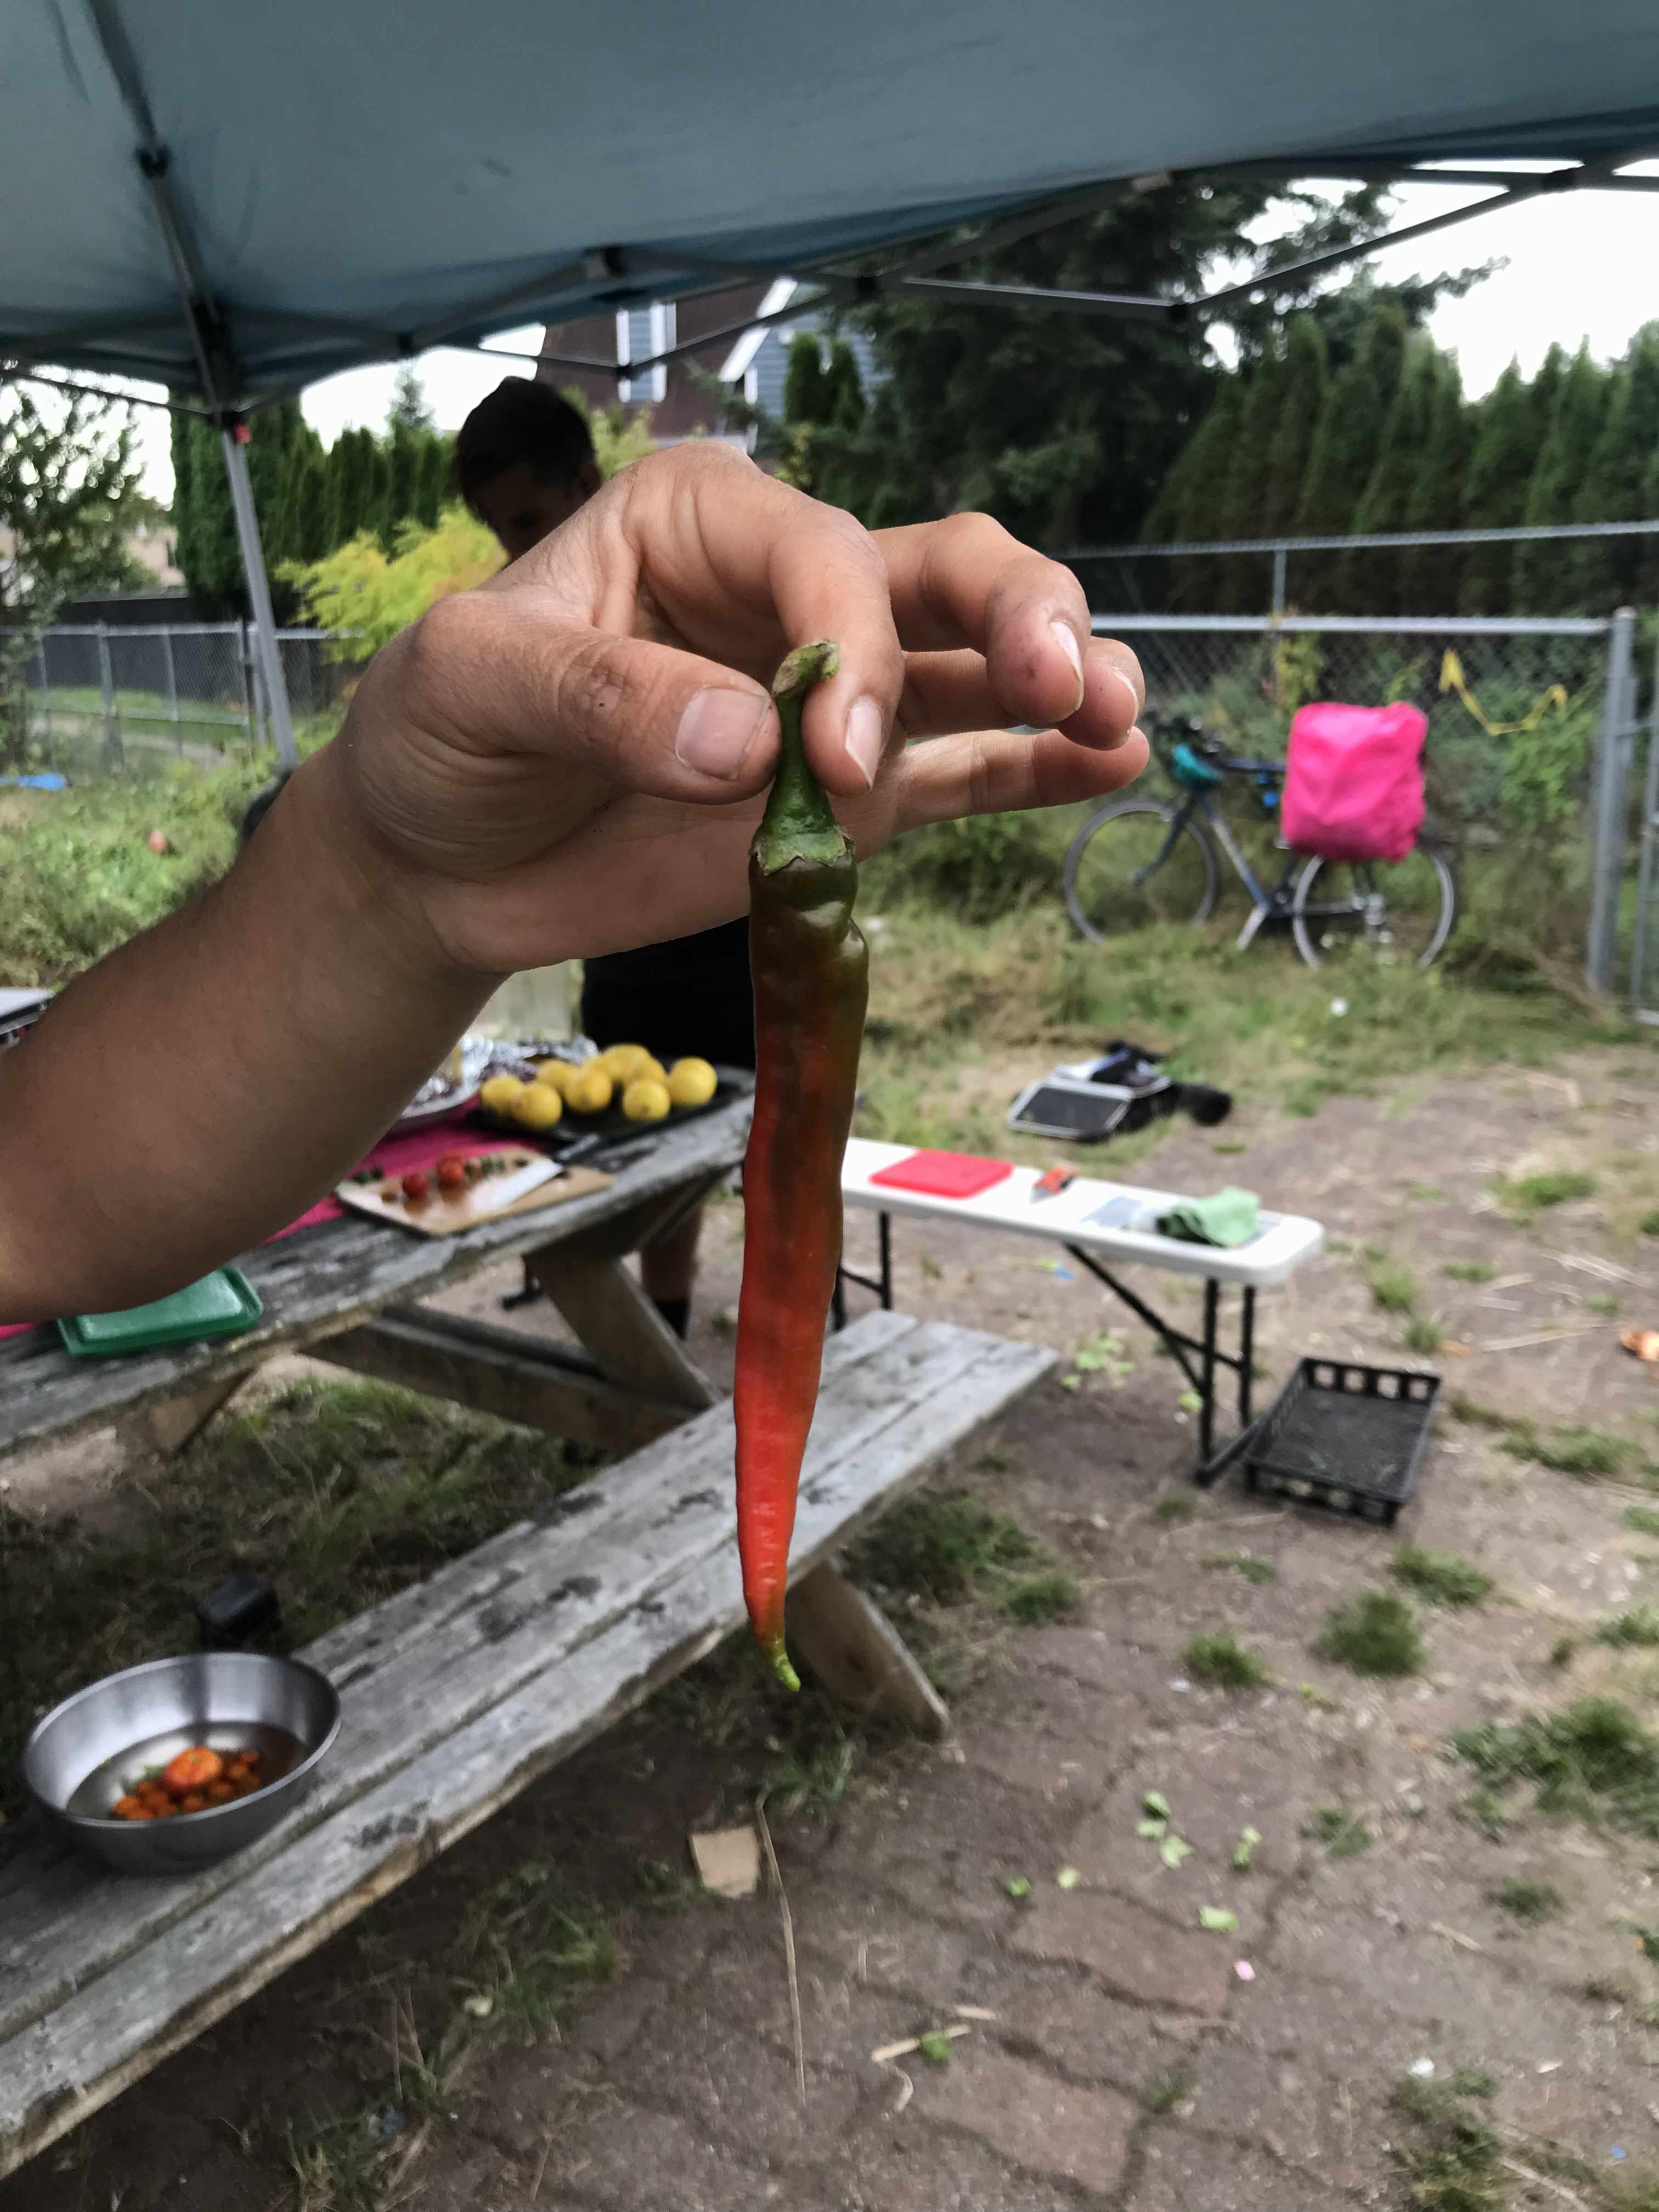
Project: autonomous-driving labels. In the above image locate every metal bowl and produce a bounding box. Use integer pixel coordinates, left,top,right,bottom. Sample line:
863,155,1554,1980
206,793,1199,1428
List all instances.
21,1652,341,1876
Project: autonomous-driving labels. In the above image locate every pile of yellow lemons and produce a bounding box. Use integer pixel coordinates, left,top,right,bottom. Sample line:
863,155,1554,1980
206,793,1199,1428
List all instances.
478,1046,718,1134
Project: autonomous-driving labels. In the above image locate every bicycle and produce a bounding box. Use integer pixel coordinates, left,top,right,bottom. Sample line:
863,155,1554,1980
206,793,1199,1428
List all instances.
1063,716,1457,971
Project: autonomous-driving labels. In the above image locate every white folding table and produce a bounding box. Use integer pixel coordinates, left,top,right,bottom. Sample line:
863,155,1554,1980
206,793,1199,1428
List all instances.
837,1137,1324,1480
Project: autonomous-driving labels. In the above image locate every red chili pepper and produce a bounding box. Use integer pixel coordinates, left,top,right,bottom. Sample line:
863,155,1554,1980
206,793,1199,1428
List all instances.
734,641,868,1686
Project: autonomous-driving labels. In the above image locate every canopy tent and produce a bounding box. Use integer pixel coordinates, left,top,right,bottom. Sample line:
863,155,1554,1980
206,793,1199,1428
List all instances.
5,0,1658,764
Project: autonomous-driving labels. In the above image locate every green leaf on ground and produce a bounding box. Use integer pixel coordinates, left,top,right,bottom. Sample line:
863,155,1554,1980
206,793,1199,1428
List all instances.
1055,1866,1082,1891
1199,1906,1238,1933
1232,1826,1262,1871
1160,1836,1194,1869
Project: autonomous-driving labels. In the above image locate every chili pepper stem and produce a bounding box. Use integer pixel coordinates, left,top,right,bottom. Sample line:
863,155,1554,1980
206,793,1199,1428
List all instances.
770,1645,802,1694
755,641,848,876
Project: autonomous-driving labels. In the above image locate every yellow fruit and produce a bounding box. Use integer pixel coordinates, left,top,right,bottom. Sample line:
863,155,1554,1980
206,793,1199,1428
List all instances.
634,1054,668,1087
511,1083,563,1131
667,1057,717,1109
479,1074,526,1116
598,1043,652,1082
565,1065,614,1114
534,1059,573,1095
622,1078,672,1123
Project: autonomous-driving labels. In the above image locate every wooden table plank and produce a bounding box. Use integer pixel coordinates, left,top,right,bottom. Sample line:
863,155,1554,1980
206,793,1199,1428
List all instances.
0,1314,1052,2177
0,1094,752,1465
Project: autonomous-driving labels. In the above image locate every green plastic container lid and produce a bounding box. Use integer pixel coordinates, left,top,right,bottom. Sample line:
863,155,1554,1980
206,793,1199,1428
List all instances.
58,1267,263,1358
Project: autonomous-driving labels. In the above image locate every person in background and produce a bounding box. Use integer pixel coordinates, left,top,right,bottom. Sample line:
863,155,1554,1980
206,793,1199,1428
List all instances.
454,378,754,1340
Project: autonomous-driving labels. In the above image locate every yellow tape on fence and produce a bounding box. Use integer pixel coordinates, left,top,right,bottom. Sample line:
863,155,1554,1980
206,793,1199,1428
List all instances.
1438,650,1570,737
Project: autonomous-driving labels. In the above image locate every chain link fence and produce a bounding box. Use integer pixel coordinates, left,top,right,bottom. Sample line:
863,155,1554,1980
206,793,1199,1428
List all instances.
14,625,357,781
1090,610,1655,1006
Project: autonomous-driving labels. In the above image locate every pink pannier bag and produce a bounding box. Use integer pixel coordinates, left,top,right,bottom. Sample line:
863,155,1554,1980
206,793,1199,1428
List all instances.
1280,702,1427,865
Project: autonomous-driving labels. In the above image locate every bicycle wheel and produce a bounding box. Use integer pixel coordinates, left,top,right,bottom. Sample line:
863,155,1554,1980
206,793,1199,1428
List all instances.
1064,800,1219,943
1290,838,1457,972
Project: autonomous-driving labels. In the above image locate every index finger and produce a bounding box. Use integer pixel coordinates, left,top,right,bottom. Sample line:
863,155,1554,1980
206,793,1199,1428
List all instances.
876,514,1143,738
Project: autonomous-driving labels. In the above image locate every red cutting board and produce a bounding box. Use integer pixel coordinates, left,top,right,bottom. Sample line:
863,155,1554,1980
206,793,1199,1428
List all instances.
868,1149,1014,1199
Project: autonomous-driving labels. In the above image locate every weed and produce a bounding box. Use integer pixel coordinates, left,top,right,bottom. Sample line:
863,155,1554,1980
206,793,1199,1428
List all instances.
1305,1806,1373,1859
1550,1636,1578,1669
1583,1975,1629,2004
1496,1167,1597,1220
1504,1425,1632,1479
1443,1260,1497,1283
1450,1395,1514,1432
1143,2064,1195,2114
1315,1589,1424,1677
1153,1496,1195,1523
1594,1610,1659,1649
1584,1293,1621,1317
452,1860,616,2043
1623,1507,1659,1539
1000,1569,1082,1626
1453,1696,1659,1839
1367,1258,1419,1315
1641,1211,1659,1239
1183,1629,1272,1690
1403,1314,1445,1356
1453,1788,1515,1841
845,1489,1037,1607
1487,1875,1566,1923
1388,2071,1506,2212
1201,1551,1278,1584
1391,1547,1494,1609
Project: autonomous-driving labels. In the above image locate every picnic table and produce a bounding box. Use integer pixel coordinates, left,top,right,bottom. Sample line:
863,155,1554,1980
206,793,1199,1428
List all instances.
0,1088,759,1472
0,1087,1056,2178
836,1137,1324,1477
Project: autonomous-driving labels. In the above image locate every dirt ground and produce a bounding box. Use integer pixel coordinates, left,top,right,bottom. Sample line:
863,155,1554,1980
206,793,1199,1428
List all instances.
5,1043,1659,2211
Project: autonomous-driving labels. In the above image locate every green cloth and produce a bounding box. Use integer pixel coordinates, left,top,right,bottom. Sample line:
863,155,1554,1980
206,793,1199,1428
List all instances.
1155,1186,1261,1248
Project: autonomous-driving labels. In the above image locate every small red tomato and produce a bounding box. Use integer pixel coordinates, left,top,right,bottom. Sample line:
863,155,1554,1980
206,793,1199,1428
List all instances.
401,1170,431,1204
436,1159,467,1193
162,1746,223,1796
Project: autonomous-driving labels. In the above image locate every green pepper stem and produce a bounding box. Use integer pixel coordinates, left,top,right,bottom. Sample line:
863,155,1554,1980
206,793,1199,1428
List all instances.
754,640,849,876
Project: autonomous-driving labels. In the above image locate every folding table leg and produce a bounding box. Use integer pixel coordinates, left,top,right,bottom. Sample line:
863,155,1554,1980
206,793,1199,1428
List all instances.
1200,1278,1220,1461
1239,1287,1256,1425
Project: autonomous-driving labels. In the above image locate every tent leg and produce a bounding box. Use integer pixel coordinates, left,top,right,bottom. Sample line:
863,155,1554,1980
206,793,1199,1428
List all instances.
219,428,297,775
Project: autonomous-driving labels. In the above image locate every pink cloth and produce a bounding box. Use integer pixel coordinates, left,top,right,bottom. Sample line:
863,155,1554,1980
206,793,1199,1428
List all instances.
1280,701,1427,866
1,1110,509,1341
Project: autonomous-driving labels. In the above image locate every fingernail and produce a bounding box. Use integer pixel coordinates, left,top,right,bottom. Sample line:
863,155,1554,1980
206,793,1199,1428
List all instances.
1049,619,1086,714
1109,668,1141,726
675,688,770,778
845,695,885,788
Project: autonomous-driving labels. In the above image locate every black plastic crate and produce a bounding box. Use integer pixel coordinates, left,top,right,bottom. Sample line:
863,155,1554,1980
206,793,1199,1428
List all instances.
1243,1358,1440,1523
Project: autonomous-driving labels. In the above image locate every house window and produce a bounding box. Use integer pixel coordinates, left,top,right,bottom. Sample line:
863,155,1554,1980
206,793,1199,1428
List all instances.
617,301,674,404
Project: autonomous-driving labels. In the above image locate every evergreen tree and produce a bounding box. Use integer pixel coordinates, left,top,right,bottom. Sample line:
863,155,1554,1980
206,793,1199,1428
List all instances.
1213,342,1286,608
1514,343,1607,611
1459,362,1537,613
388,365,436,433
386,421,421,550
1398,353,1470,610
1159,381,1243,608
783,332,829,427
823,339,865,432
1571,325,1659,608
1294,303,1407,604
1260,315,1329,537
1342,334,1439,612
1526,343,1568,448
413,435,450,529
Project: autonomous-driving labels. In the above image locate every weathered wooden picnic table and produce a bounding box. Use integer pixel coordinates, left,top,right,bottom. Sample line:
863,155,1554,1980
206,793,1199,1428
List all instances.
0,1088,757,1471
0,1086,1057,2177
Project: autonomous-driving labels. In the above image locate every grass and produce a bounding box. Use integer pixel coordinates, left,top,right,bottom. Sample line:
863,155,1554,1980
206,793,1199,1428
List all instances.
1403,1314,1445,1357
0,1377,600,1814
1367,1258,1419,1315
1452,1696,1659,1839
1486,1876,1566,1923
1486,1417,1635,1480
1153,1495,1195,1523
1444,1260,1497,1283
1201,1550,1278,1584
1314,1588,1424,1677
1494,1167,1598,1220
1305,1805,1373,1858
1391,1546,1494,1609
1388,2072,1505,2212
1642,1211,1659,1239
1143,2063,1196,2115
1183,1629,1272,1689
1593,1609,1659,1649
844,1487,1074,1629
1622,1506,1659,1539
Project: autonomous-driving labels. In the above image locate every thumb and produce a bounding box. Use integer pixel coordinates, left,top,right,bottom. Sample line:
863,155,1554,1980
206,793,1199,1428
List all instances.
393,586,786,803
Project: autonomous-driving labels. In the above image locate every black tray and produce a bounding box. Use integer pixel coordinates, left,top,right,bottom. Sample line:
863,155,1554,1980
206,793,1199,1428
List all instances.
1243,1358,1440,1524
467,1071,752,1166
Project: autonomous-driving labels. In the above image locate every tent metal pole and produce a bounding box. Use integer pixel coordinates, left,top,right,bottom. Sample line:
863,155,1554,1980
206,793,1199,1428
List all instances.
220,427,297,774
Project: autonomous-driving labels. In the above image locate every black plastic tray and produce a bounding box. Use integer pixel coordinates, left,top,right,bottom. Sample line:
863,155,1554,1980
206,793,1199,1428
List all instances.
1243,1358,1440,1524
467,1071,752,1166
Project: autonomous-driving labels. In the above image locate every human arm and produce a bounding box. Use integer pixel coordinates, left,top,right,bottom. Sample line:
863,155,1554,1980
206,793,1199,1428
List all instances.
0,446,1144,1319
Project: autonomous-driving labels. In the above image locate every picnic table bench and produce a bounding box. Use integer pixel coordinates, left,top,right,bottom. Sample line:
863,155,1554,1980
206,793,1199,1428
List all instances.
836,1137,1324,1476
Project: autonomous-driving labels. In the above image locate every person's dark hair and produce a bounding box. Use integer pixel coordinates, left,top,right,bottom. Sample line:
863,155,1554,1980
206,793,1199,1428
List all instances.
453,378,595,511
240,772,292,847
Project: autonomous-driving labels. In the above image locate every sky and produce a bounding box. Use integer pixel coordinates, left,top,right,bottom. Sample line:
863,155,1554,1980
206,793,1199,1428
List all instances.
113,173,1659,504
